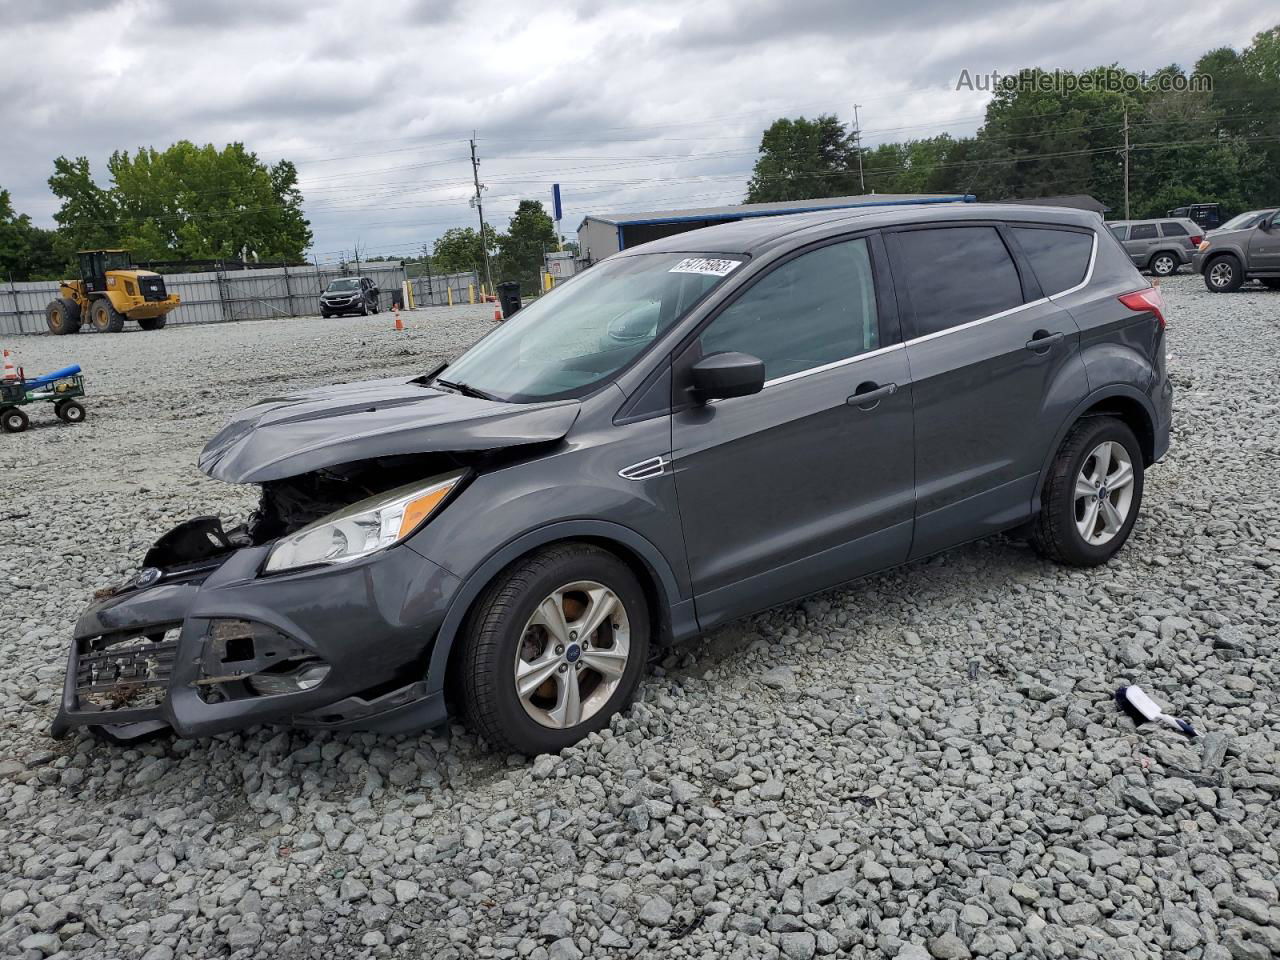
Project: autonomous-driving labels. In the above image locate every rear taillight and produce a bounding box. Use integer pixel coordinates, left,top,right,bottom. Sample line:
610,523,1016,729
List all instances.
1119,286,1166,329
1189,235,1202,246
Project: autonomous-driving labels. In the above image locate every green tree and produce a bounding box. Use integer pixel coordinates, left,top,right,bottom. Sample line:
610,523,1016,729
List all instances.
496,200,556,289
49,142,312,263
431,225,497,274
745,115,860,202
0,187,64,281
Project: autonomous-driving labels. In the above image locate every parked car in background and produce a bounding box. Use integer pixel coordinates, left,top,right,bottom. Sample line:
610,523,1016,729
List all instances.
1107,218,1203,276
1167,203,1221,231
52,204,1171,754
1193,208,1280,292
320,277,380,317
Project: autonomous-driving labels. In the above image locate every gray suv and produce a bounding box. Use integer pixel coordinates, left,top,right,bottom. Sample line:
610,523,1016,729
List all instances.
1107,218,1202,276
52,205,1172,755
1193,209,1280,292
320,276,380,317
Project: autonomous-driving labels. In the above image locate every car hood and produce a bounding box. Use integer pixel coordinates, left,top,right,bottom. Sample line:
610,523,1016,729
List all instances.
198,376,580,483
322,290,359,297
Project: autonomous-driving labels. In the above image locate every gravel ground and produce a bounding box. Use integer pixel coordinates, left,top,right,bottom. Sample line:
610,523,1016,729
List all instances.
1,280,1278,960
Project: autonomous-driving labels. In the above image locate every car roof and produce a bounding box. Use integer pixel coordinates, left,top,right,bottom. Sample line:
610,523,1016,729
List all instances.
615,202,1101,257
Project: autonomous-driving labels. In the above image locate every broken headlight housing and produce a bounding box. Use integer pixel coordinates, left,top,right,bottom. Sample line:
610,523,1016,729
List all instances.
264,471,463,573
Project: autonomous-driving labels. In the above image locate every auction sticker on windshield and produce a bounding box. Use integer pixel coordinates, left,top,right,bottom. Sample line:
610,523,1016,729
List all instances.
669,257,741,277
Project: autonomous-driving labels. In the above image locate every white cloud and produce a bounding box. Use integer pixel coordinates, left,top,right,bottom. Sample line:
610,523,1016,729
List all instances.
0,0,1272,260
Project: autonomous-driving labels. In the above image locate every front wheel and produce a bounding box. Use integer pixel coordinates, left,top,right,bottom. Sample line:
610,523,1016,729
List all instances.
56,400,86,423
1149,253,1178,277
1032,417,1144,567
460,544,650,755
1,407,30,433
137,317,166,331
1204,256,1243,293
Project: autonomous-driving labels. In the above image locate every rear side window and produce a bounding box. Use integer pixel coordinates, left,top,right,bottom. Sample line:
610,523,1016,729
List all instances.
700,237,879,382
1160,221,1188,236
1011,227,1093,296
1130,224,1158,240
892,227,1023,338
1109,225,1128,241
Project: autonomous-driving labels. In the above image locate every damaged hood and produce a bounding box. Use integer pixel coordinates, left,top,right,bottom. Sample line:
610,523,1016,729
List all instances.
199,376,580,483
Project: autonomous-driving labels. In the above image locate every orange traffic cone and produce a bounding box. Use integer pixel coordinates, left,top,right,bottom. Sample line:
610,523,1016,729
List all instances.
493,303,502,322
394,306,403,331
2,349,18,381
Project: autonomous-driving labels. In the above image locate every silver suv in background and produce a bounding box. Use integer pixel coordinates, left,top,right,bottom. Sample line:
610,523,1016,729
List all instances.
1193,209,1280,292
1107,218,1202,276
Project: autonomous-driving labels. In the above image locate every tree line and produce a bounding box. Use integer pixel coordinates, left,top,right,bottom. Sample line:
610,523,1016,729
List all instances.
404,200,563,294
1,142,311,282
746,25,1280,218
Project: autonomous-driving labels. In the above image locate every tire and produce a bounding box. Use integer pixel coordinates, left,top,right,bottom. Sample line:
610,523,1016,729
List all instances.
89,297,126,332
46,298,82,335
1203,256,1243,293
1149,252,1178,277
1261,278,1280,290
56,400,86,423
320,310,332,319
1,407,29,433
137,317,166,331
1032,416,1144,567
461,543,651,755
372,298,380,315
360,299,369,316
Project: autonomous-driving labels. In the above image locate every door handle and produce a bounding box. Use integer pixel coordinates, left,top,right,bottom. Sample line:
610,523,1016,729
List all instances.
1025,330,1065,352
847,381,898,410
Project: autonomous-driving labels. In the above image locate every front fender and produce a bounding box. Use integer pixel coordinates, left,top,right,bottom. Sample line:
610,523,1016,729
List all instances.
415,518,692,698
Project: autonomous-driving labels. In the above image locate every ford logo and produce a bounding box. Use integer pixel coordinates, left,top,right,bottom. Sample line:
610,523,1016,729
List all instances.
134,567,163,588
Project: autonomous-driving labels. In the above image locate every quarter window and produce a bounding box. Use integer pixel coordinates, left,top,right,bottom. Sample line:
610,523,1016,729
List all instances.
1130,224,1158,240
1160,221,1188,236
1109,225,1127,241
699,238,879,382
893,226,1024,338
1011,227,1094,296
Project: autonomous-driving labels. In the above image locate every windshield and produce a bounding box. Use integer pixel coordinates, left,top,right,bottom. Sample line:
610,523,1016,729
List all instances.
102,251,130,271
326,279,361,292
1218,210,1271,231
438,253,744,401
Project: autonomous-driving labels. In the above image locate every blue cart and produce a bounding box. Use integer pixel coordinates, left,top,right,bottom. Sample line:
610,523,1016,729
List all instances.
0,364,87,433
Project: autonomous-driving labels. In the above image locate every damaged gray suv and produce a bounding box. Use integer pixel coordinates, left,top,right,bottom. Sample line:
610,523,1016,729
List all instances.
53,204,1172,755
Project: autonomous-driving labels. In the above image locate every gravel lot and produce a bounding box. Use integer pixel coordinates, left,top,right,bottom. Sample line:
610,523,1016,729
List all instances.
2,280,1278,960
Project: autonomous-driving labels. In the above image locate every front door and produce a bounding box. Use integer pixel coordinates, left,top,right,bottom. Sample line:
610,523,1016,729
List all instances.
886,222,1089,559
1248,213,1280,273
671,235,915,630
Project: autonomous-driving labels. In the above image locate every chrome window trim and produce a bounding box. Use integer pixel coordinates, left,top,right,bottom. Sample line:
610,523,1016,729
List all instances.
901,230,1098,348
762,342,904,389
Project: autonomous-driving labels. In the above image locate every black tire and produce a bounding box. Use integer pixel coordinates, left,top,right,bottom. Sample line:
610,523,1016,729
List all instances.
1203,255,1243,293
360,299,369,316
137,317,166,331
55,400,86,423
320,310,332,319
1,407,29,433
1032,416,1144,567
372,298,380,315
46,298,82,335
1261,278,1280,290
88,297,126,332
1149,252,1178,277
460,543,651,755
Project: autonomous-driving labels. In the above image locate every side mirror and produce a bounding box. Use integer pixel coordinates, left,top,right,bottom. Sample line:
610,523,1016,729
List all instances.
690,352,765,402
1260,218,1274,232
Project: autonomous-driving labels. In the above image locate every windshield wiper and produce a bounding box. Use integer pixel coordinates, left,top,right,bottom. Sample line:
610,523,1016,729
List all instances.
434,378,497,401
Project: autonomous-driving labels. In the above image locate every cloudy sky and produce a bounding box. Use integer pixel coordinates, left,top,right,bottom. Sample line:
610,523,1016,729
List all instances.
0,0,1273,261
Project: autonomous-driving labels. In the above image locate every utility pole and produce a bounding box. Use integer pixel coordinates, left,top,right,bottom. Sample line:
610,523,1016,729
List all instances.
470,135,495,297
853,104,866,194
1122,105,1130,220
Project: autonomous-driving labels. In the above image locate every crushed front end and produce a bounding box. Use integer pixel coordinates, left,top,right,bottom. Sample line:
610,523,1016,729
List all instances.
52,489,461,743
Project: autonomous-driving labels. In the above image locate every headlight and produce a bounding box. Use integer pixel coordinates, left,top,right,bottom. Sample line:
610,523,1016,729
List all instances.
264,471,464,573
1198,241,1210,252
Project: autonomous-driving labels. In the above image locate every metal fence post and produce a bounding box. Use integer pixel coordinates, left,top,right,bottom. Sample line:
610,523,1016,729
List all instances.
283,263,294,317
9,275,22,334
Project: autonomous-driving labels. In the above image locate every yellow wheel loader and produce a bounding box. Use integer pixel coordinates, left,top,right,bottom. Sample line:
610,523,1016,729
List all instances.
45,250,181,335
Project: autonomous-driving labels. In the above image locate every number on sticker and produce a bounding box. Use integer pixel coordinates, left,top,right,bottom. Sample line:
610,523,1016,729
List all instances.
669,257,740,277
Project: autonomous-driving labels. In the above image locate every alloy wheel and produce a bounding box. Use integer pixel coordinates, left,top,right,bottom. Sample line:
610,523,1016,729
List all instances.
513,580,631,729
1208,261,1233,288
1074,440,1136,546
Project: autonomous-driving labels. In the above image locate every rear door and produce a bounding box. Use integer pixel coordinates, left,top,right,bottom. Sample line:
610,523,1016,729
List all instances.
886,222,1091,559
671,234,915,629
1127,223,1158,267
1159,221,1194,261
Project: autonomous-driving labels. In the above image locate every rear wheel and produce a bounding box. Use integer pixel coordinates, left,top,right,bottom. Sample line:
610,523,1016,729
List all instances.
1,407,29,433
461,544,650,755
1149,252,1178,277
1204,256,1243,293
137,316,166,331
55,400,86,423
1032,417,1144,567
46,298,82,335
89,298,126,332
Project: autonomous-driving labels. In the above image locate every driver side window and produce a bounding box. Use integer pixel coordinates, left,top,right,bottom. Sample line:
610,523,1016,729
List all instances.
699,237,880,383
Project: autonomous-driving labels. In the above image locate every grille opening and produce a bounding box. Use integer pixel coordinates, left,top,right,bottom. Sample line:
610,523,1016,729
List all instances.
223,635,254,662
77,626,181,711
